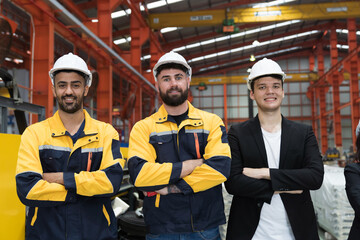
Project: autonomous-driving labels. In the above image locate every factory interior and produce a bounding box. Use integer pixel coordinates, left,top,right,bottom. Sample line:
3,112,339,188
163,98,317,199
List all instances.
1,0,360,239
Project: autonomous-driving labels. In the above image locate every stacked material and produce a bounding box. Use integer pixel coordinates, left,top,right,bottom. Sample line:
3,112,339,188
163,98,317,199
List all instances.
311,164,354,240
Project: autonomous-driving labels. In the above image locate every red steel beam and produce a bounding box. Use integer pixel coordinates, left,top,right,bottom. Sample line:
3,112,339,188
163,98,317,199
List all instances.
316,44,328,154
330,23,342,148
348,18,360,148
59,0,88,22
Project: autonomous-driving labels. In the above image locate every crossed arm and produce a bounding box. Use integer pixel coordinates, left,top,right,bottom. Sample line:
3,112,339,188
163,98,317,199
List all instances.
155,158,204,195
43,173,64,185
242,167,303,194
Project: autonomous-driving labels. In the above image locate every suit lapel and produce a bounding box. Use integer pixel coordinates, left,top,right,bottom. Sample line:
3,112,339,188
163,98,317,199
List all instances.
249,116,268,167
279,116,291,169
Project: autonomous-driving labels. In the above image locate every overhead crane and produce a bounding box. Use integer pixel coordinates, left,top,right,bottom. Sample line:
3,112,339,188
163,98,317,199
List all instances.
149,1,360,28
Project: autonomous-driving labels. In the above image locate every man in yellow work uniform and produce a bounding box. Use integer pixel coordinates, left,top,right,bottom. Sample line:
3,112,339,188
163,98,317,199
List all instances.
16,53,125,240
128,51,231,240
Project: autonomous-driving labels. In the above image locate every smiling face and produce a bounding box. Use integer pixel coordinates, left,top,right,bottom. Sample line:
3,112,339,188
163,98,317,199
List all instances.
52,71,89,114
250,76,284,113
156,68,190,107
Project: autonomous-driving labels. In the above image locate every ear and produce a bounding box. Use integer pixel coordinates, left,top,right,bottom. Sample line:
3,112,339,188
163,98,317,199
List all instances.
187,76,191,88
51,84,56,96
84,85,89,97
155,81,159,92
250,90,255,100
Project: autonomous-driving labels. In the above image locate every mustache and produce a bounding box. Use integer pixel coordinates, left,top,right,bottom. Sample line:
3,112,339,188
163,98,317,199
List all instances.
166,87,181,93
61,95,77,99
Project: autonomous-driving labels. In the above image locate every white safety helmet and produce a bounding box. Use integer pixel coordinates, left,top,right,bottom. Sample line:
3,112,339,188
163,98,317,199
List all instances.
49,53,92,87
247,57,286,91
153,51,192,82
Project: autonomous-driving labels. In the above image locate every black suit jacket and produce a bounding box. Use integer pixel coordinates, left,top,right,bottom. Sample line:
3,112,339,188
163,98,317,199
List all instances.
345,163,360,240
225,115,324,240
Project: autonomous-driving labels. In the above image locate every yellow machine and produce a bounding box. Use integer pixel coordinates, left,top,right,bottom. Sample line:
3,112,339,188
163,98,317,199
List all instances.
0,133,25,239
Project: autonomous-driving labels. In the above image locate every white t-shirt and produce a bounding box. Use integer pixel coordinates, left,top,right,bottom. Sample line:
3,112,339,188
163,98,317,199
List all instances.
252,128,295,240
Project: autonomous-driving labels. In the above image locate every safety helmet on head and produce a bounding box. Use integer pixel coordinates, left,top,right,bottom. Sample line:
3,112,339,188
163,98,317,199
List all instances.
49,53,92,87
247,57,286,91
153,51,192,82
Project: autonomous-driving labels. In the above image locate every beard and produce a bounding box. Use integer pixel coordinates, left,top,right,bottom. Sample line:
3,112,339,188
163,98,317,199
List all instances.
56,94,83,113
159,86,189,106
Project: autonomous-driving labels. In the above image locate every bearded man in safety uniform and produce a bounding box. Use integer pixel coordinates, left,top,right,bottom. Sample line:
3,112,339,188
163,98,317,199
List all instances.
128,51,231,240
225,58,324,240
16,53,125,240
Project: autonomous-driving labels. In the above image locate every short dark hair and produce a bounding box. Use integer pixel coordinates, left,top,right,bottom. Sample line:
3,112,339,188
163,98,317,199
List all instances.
250,74,283,92
53,69,88,84
155,63,189,78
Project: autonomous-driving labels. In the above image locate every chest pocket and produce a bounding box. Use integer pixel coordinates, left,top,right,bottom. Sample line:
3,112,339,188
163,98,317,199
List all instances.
149,134,176,163
184,128,207,159
40,149,69,172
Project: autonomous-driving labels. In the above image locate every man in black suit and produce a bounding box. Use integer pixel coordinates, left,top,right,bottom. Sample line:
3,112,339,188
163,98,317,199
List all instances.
225,58,324,240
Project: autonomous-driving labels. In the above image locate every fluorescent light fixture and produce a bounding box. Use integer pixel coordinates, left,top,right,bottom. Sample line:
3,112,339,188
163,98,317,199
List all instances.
13,58,23,64
253,0,296,8
141,55,151,61
198,46,301,73
204,53,218,59
173,46,186,52
92,19,98,23
189,30,318,63
336,44,349,49
187,42,201,48
252,40,260,46
111,9,131,19
114,37,131,45
336,29,360,35
172,20,300,53
147,0,184,10
160,27,178,33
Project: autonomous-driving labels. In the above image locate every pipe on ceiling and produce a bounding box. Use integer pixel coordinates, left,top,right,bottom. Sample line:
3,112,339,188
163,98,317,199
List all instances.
43,0,157,92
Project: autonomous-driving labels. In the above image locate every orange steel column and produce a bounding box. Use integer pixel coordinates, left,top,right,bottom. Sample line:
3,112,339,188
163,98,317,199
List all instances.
348,18,359,147
32,15,54,121
330,24,342,148
97,0,113,123
223,83,228,129
130,4,149,123
308,53,317,138
317,44,328,153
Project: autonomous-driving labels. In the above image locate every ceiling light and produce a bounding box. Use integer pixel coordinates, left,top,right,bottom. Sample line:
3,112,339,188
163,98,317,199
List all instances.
113,37,131,45
253,0,296,8
147,0,184,10
189,28,317,63
91,19,98,23
172,20,301,52
250,55,256,62
247,68,252,72
160,27,178,33
252,40,260,46
111,9,131,19
141,55,151,61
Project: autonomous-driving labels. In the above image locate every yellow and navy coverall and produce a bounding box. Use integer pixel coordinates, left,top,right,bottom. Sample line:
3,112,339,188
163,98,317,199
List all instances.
16,110,125,240
128,101,231,234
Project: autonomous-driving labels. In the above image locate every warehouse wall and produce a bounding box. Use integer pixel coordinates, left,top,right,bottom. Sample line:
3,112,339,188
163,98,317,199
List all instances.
190,56,357,153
